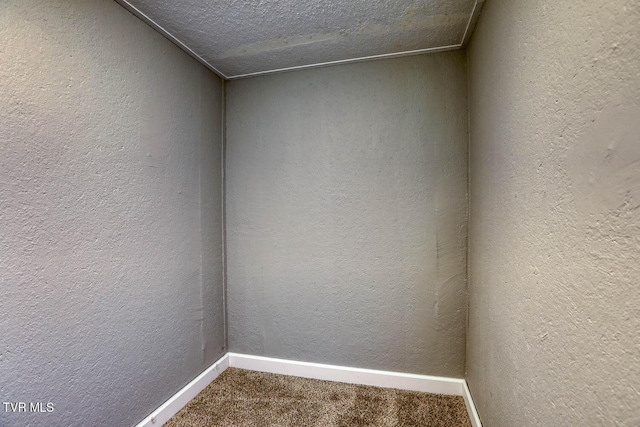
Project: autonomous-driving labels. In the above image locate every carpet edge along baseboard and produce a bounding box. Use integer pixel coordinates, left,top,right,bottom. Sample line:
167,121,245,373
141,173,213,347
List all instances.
134,352,482,427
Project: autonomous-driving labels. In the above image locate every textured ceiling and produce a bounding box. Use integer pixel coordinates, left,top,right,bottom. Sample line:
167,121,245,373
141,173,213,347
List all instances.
116,0,484,79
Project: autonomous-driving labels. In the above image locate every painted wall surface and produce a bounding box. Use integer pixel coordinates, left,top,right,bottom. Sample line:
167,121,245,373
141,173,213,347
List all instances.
467,0,640,426
226,53,468,377
0,1,224,426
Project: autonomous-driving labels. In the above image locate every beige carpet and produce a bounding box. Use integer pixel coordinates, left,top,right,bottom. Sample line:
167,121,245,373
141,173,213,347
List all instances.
165,368,472,426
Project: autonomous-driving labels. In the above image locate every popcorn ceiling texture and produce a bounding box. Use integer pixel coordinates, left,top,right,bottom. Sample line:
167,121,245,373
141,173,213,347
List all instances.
225,53,469,378
0,1,224,426
467,0,640,425
118,0,476,77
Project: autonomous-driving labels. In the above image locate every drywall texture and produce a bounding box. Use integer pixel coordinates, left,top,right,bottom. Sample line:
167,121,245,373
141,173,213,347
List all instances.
467,0,640,426
226,53,468,377
0,1,224,426
118,0,476,78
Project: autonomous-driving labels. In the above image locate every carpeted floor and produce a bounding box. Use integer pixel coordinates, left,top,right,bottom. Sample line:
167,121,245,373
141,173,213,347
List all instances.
165,368,472,426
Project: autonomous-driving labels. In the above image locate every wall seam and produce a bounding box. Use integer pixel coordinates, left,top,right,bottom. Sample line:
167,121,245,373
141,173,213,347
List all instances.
199,93,205,361
221,79,229,352
464,47,472,380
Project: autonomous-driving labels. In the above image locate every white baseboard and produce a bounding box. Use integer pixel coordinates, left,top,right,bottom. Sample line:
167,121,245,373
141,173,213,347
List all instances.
462,381,482,427
134,353,229,427
134,352,482,427
229,353,463,396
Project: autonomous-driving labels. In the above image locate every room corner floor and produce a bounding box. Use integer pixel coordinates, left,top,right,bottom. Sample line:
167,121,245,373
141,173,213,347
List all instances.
165,368,472,426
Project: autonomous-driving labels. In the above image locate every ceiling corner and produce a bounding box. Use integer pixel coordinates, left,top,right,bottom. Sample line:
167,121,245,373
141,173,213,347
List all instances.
460,0,486,47
114,0,229,79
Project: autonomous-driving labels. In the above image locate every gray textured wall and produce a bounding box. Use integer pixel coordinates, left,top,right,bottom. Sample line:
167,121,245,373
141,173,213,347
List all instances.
226,53,468,377
0,1,224,426
467,0,640,425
